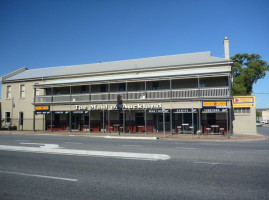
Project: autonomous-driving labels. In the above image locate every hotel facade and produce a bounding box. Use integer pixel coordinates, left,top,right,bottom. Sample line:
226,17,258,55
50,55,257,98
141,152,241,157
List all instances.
0,38,257,135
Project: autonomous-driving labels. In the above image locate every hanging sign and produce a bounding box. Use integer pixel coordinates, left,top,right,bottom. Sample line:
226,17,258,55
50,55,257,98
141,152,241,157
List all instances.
55,111,69,114
72,110,89,114
173,108,197,113
35,111,51,115
35,106,50,111
148,109,170,113
202,108,228,113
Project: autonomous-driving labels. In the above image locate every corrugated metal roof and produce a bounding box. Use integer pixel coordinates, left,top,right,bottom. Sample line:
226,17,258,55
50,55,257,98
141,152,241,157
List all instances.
4,51,230,81
36,68,230,86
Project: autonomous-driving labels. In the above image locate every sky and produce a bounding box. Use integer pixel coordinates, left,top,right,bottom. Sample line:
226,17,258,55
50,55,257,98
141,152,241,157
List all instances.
0,0,269,108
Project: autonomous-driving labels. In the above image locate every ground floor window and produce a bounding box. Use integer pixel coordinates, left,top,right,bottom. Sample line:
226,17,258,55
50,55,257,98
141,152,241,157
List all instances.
5,112,11,123
135,113,144,125
39,108,231,135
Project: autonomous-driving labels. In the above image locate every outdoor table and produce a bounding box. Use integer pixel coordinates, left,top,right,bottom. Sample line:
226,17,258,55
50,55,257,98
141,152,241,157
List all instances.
109,126,114,133
211,125,219,133
182,124,189,133
137,126,144,133
189,126,194,134
177,126,182,133
219,128,225,135
206,128,211,134
113,124,119,132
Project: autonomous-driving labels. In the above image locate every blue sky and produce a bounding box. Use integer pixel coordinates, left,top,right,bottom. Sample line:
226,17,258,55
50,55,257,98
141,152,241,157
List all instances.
0,0,269,108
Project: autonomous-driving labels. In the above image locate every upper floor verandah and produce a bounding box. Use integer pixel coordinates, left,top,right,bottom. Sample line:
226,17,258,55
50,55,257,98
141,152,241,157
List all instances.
34,75,232,104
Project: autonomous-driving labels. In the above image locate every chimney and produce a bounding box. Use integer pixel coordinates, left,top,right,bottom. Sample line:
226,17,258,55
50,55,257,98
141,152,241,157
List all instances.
223,37,229,59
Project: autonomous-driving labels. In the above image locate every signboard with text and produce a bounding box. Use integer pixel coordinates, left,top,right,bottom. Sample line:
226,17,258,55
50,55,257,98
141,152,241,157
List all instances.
148,109,170,113
233,96,255,108
35,111,51,115
35,106,50,111
202,108,228,113
202,101,227,108
173,108,197,113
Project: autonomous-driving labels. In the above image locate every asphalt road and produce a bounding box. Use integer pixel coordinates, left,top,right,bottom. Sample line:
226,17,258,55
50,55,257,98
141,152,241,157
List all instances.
0,133,269,200
257,125,269,137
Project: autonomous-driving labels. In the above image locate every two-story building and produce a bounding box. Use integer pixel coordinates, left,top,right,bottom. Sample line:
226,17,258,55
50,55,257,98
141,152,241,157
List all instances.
1,38,237,135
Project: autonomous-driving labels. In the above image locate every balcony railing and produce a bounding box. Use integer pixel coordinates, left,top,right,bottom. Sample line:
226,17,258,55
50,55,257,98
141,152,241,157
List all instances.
35,87,230,103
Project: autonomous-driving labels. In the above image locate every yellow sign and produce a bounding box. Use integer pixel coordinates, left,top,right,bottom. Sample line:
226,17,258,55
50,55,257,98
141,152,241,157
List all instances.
203,101,227,107
35,106,50,111
233,96,255,108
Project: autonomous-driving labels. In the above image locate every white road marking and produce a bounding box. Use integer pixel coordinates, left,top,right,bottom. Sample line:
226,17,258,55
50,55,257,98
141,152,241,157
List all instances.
176,147,201,150
194,161,219,165
20,143,61,149
0,144,170,161
121,145,143,147
0,170,77,182
104,136,157,140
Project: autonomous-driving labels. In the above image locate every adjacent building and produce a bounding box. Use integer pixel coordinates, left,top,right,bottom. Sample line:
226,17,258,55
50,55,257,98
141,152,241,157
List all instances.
0,38,257,135
256,108,269,123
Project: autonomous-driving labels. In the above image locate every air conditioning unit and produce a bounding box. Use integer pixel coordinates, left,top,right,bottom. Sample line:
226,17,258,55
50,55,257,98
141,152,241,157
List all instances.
140,95,145,99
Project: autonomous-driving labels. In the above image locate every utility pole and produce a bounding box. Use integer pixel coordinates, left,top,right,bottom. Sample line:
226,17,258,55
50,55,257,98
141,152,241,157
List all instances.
162,108,165,138
117,95,123,135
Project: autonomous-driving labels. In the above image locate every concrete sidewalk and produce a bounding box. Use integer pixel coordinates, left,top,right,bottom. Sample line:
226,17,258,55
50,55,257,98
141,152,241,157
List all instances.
0,130,268,142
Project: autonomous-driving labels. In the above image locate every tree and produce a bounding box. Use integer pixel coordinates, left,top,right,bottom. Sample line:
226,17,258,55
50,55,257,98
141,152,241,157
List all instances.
231,53,269,95
256,110,261,120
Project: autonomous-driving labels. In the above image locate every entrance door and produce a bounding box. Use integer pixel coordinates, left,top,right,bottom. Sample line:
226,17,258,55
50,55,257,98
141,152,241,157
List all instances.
100,111,106,131
72,115,81,131
159,114,170,131
19,112,24,130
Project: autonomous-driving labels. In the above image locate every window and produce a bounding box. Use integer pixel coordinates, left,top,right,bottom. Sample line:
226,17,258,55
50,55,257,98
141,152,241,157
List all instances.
135,113,144,126
119,83,126,91
20,84,25,98
19,112,24,125
100,84,107,92
5,112,11,123
81,86,87,93
46,88,52,95
199,79,206,88
234,108,250,114
6,85,11,99
152,81,160,90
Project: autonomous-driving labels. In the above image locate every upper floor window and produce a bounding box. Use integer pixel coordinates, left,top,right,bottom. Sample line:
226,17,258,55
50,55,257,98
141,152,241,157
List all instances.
152,81,160,90
119,83,126,91
199,79,206,88
6,85,11,99
36,89,40,96
46,88,52,95
81,86,87,93
20,84,25,98
100,84,107,92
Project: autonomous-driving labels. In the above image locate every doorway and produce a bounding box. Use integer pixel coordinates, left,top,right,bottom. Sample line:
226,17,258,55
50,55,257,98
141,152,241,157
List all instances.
71,115,81,131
